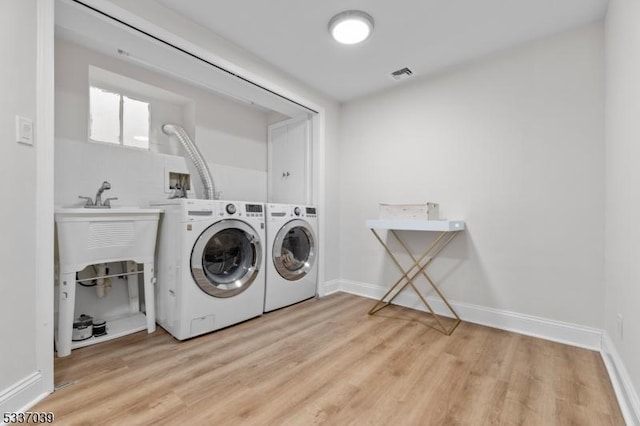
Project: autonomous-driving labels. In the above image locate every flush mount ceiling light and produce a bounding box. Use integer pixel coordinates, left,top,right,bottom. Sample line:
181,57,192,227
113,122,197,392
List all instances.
328,10,374,45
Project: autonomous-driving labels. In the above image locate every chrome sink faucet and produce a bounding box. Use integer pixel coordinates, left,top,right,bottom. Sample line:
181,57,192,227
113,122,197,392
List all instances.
79,181,118,208
94,181,111,207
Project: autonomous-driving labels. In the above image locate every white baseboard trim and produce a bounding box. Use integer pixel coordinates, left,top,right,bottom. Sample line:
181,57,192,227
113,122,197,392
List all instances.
601,333,640,426
0,372,47,415
338,279,603,351
320,279,341,297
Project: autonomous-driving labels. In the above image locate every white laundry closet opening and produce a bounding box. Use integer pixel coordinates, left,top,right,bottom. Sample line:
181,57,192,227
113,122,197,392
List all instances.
50,0,321,362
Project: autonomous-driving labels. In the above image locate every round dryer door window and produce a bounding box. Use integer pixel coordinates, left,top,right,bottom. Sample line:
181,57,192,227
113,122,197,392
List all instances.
191,219,262,298
273,219,316,281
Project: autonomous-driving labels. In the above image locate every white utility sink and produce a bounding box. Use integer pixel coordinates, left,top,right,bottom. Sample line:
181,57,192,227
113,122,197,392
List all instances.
55,207,163,272
54,207,163,357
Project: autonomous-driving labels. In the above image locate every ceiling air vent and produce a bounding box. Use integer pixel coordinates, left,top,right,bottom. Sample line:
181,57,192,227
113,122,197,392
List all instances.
390,67,413,81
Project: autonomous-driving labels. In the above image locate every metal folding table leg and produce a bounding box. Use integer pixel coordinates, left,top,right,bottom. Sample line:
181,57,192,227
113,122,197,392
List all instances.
368,228,462,335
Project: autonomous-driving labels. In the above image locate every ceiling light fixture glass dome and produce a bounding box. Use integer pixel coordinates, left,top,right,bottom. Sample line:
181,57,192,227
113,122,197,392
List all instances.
328,10,374,45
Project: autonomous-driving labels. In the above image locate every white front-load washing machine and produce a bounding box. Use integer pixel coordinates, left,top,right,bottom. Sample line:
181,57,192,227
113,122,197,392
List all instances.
152,199,265,340
264,204,318,312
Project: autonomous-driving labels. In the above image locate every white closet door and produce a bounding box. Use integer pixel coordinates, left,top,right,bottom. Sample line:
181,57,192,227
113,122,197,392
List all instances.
268,116,310,204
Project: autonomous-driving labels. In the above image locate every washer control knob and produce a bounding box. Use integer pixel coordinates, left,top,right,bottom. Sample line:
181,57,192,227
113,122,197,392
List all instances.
226,203,237,215
294,206,301,216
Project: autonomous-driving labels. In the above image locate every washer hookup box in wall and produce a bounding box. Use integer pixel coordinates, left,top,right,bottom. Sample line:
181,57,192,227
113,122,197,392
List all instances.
379,202,440,220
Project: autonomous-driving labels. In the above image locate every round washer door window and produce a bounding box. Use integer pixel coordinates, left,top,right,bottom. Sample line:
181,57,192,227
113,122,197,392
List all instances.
273,219,316,281
191,219,262,298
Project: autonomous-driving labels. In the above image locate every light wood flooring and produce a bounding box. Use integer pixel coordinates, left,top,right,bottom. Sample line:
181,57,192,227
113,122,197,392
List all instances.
35,293,624,425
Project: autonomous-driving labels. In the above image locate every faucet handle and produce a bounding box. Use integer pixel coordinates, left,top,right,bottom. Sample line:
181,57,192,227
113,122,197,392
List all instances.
104,197,118,208
78,196,94,207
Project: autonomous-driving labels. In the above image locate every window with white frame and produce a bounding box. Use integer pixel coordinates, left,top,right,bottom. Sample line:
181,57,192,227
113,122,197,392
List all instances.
89,86,150,149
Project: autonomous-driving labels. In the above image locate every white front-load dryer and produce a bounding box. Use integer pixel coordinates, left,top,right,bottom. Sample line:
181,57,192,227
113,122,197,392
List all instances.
264,204,318,312
153,199,265,340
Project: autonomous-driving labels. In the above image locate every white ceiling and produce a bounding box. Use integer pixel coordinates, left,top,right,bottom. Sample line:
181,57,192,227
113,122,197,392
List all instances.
154,0,608,102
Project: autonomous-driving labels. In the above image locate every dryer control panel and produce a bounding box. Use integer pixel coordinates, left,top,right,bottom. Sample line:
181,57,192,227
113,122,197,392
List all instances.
245,203,264,218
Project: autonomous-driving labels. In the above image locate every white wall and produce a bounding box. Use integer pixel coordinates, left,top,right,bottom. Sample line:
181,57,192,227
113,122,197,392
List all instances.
321,105,342,283
0,0,41,412
340,25,605,327
604,0,640,417
55,38,270,205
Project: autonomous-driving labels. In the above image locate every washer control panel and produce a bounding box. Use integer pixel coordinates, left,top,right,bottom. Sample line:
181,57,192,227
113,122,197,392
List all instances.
245,203,264,218
217,202,264,218
287,205,317,218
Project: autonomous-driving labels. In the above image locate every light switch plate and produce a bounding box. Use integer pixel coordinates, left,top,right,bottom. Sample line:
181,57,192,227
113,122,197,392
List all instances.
16,116,34,146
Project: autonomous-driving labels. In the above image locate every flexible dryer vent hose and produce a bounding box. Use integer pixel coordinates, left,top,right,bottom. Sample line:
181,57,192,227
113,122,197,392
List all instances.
162,124,216,200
